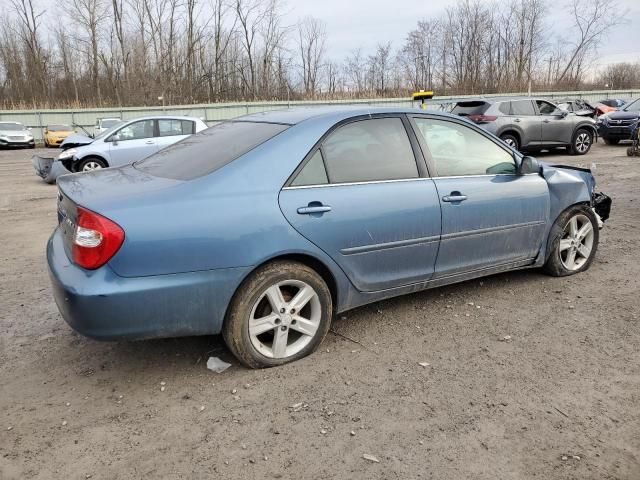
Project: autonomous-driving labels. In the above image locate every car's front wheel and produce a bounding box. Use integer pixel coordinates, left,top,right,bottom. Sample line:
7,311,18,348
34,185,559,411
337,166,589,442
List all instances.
223,261,333,368
77,157,107,172
570,128,593,155
543,205,599,277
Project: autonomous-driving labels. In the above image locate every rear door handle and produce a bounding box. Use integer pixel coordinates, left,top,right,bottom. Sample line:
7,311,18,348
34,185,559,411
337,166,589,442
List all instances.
442,193,468,203
145,140,155,144
543,119,550,123
297,204,332,215
514,118,521,123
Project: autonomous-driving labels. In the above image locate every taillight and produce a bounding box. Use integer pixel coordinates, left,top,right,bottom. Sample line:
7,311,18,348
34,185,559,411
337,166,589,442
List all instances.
467,114,498,124
72,207,124,270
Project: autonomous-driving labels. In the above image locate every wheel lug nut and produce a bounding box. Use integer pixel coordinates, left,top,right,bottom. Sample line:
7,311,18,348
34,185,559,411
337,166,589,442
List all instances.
291,319,297,325
290,308,296,314
281,326,287,331
279,308,285,313
274,318,281,324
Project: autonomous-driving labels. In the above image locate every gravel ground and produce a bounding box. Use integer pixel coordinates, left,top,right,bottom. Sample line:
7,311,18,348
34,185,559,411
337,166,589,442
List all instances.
0,143,638,479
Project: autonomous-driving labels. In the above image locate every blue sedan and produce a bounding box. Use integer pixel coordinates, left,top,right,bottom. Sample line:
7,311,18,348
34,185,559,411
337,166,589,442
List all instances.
47,107,610,368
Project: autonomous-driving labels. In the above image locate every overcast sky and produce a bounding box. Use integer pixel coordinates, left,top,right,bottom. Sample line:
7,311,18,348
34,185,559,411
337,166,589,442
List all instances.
283,0,640,69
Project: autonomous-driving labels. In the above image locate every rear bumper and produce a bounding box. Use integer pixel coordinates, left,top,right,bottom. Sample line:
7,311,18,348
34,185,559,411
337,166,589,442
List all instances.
47,228,250,340
32,156,72,184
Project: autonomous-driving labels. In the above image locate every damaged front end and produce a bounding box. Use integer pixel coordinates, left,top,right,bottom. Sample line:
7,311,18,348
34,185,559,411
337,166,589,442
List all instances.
31,155,72,184
540,162,611,229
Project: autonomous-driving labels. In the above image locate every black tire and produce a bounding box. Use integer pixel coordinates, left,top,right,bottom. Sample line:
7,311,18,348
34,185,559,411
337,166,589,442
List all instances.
570,128,593,155
543,204,599,277
223,261,333,368
500,133,520,150
603,137,619,145
76,157,107,172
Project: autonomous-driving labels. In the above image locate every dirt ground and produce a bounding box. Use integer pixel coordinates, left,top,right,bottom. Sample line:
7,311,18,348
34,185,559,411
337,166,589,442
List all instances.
0,142,638,480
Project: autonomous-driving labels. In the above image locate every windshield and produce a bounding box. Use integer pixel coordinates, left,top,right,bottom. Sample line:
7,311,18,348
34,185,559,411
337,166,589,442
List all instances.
0,122,25,131
94,121,124,140
48,125,72,132
101,119,121,128
135,121,289,180
623,99,640,112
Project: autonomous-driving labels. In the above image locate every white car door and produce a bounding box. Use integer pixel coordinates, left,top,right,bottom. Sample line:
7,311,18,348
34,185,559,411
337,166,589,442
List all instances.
108,119,158,166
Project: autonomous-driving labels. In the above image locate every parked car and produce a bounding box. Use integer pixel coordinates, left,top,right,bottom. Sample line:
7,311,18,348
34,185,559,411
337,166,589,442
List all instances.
0,121,35,149
597,98,640,145
47,107,610,368
32,116,207,183
44,124,75,147
451,98,597,155
598,99,627,109
556,99,597,117
94,117,122,137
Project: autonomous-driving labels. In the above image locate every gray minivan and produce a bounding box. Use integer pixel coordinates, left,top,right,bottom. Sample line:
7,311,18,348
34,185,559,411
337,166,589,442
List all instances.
452,98,597,155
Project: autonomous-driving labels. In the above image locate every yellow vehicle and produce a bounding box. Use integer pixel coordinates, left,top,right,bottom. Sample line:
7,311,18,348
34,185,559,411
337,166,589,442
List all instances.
44,124,75,148
412,90,434,109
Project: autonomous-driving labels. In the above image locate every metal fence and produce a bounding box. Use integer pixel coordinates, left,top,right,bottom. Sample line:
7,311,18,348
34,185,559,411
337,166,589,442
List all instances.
1,89,638,142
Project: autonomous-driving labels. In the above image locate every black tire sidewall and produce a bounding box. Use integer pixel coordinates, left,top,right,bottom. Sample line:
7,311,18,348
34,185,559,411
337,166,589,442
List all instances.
223,261,333,368
544,205,599,277
77,157,107,172
571,128,593,155
500,133,519,150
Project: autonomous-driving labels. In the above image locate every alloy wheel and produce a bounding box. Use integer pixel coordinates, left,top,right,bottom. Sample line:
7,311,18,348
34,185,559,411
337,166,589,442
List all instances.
82,161,103,171
503,138,517,148
559,214,594,271
248,280,322,359
575,132,591,154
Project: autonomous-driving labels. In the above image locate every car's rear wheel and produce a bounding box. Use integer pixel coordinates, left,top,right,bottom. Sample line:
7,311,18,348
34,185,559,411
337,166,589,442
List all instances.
570,128,593,155
223,261,333,368
543,205,599,277
78,157,107,172
500,133,520,150
603,137,619,145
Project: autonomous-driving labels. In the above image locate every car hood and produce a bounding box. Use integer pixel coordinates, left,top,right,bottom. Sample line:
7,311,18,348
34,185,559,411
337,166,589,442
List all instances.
0,129,31,137
606,110,640,120
60,133,93,147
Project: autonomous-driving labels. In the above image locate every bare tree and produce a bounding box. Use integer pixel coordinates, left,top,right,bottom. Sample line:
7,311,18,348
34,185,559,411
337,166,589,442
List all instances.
297,16,326,96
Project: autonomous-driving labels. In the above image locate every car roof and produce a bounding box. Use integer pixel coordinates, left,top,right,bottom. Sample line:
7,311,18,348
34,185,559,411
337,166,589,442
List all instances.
234,106,462,125
121,115,203,122
454,96,553,104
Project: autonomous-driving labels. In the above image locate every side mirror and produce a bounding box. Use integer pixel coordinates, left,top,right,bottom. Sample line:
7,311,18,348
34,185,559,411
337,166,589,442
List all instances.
556,110,569,118
518,156,540,175
110,134,120,144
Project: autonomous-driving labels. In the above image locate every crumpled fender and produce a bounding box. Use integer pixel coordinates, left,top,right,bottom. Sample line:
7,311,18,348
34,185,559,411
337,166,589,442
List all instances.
539,162,595,224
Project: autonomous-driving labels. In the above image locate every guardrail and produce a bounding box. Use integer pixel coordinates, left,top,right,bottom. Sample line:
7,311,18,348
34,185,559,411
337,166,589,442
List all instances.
1,89,638,142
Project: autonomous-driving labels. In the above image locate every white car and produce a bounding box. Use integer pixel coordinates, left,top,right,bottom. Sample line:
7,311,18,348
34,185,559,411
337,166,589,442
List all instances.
32,116,208,183
0,121,35,148
94,117,122,137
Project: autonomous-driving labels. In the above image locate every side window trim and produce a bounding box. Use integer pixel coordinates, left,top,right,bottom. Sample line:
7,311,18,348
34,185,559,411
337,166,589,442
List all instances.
408,114,519,178
284,114,427,188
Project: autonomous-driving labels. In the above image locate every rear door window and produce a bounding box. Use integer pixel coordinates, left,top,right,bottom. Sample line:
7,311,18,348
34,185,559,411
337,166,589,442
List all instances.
135,121,289,180
511,100,535,116
291,150,329,186
319,117,419,184
158,119,195,137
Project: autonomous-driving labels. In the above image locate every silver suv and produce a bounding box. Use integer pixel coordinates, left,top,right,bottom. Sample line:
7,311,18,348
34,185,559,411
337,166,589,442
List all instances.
451,98,597,155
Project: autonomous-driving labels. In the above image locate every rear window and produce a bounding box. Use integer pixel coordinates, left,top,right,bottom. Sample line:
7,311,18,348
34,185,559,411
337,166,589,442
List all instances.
451,101,490,116
135,121,288,180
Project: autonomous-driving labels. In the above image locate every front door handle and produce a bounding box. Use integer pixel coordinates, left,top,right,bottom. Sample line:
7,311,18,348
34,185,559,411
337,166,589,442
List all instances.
543,119,550,123
297,203,332,215
514,118,521,123
145,140,155,144
442,192,468,203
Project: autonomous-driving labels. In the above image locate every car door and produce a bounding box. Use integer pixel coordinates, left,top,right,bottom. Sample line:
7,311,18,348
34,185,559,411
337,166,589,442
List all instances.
156,119,195,150
108,119,158,166
508,100,542,147
410,115,549,277
279,115,442,292
535,100,574,145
